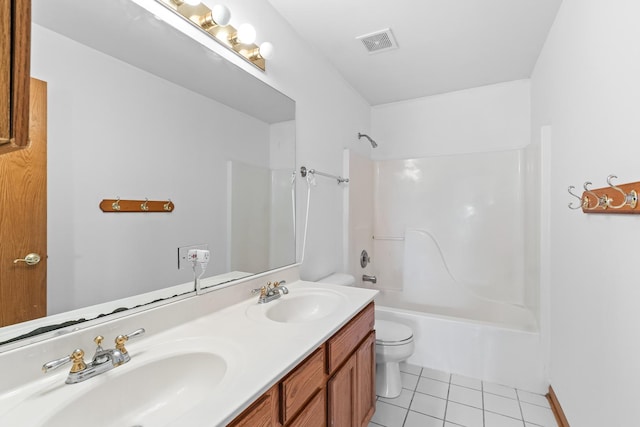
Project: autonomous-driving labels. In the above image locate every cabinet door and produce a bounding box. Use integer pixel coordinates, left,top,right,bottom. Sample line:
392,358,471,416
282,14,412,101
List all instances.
228,384,280,427
288,389,326,427
0,0,31,154
356,332,376,426
327,354,358,427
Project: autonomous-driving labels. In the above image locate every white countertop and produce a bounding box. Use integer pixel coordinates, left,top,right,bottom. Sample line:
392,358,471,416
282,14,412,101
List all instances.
0,280,377,427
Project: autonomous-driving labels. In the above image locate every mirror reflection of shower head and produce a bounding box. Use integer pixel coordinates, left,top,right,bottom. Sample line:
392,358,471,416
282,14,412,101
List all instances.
358,132,378,148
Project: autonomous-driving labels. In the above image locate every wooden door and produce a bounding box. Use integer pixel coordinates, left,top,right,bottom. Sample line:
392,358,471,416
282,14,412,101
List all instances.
328,353,357,427
0,78,47,327
356,332,376,426
0,0,31,154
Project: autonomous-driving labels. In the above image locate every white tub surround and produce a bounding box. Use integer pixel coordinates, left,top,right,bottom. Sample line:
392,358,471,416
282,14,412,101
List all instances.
0,269,377,427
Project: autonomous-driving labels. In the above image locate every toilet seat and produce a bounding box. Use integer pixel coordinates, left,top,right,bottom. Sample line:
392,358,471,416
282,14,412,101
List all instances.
375,320,413,346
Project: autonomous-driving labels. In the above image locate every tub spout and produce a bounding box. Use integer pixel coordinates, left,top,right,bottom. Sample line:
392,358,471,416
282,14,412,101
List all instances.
362,274,377,284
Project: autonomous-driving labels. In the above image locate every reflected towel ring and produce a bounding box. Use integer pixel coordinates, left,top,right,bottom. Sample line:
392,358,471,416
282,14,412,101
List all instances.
567,186,586,210
606,175,638,209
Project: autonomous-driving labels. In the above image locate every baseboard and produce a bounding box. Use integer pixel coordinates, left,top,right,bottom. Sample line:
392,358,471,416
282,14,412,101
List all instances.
547,385,570,427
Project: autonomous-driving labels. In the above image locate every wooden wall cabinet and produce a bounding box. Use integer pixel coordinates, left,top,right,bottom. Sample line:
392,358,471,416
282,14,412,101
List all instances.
230,303,376,427
1,0,31,155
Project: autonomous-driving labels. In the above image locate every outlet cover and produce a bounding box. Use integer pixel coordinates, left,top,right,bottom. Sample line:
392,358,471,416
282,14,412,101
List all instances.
177,244,208,270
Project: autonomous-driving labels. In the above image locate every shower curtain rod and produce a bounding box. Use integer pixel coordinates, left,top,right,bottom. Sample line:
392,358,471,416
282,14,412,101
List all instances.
300,166,349,184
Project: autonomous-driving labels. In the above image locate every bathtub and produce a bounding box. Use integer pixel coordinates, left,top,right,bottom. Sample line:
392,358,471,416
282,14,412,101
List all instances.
370,288,546,393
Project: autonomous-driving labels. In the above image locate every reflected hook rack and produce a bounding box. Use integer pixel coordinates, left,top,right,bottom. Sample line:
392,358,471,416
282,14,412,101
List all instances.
100,198,175,213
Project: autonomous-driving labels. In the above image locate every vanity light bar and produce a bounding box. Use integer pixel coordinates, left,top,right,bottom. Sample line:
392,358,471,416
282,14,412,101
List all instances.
158,0,272,71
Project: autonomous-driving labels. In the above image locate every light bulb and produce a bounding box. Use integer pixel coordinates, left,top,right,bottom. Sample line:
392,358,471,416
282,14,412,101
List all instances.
259,42,274,60
211,4,231,26
237,23,256,44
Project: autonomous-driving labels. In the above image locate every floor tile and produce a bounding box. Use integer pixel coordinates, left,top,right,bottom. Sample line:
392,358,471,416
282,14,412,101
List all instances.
400,362,423,376
410,391,447,419
517,390,550,408
371,401,408,427
520,402,557,427
445,401,484,427
422,367,451,383
485,411,526,427
448,384,483,409
404,410,444,427
378,388,414,409
483,382,518,399
484,393,522,419
401,372,420,390
416,376,450,399
451,374,482,391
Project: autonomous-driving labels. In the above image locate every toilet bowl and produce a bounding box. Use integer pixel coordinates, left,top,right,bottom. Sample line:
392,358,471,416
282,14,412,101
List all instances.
375,319,414,398
317,273,416,398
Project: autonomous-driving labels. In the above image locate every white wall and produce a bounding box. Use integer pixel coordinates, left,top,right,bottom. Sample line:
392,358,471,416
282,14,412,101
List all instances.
211,0,372,281
371,79,531,159
531,1,640,425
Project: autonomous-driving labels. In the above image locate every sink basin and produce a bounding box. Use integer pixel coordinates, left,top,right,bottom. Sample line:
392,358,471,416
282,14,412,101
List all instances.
248,288,348,323
42,352,226,427
1,349,230,427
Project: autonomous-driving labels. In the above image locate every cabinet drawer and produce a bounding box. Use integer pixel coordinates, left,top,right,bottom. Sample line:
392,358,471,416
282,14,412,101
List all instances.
280,346,326,424
326,302,375,374
228,384,279,427
288,389,326,427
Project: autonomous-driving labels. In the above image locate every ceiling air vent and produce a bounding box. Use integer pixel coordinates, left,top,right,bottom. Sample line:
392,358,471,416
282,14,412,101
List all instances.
356,28,398,54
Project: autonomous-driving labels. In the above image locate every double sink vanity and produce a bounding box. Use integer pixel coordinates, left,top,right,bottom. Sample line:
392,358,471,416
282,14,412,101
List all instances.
0,267,378,426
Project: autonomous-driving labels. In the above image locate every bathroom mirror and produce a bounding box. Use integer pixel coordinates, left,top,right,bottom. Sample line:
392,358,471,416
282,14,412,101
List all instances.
0,0,295,348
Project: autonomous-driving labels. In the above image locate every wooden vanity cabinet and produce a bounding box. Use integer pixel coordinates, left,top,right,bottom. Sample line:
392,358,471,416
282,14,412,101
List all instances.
327,303,376,427
228,302,375,427
1,0,31,154
227,384,280,427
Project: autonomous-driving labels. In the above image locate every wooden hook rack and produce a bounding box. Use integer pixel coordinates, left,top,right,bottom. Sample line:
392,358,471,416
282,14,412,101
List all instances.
99,198,175,213
569,175,640,214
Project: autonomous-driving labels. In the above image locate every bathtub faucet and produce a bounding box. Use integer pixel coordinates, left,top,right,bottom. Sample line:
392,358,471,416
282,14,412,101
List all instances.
362,274,377,284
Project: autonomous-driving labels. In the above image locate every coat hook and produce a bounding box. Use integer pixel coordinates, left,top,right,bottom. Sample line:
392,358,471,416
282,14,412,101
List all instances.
140,198,149,211
163,199,173,211
583,182,610,210
606,175,638,209
112,197,121,211
567,186,586,210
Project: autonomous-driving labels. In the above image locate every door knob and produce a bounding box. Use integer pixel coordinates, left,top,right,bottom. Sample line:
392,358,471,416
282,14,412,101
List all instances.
13,253,41,266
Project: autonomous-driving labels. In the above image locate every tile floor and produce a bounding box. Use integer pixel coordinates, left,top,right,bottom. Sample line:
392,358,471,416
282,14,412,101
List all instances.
369,363,557,427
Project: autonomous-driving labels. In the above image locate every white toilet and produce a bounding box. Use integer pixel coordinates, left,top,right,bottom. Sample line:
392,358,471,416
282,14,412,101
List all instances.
374,319,414,398
317,273,415,398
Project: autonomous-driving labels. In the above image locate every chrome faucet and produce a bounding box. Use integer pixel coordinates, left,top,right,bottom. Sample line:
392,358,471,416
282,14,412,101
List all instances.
362,274,377,284
252,280,288,304
42,328,145,384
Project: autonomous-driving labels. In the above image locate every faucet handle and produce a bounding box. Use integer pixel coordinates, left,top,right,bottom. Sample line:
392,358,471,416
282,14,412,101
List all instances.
42,349,86,374
114,328,145,355
251,286,267,297
273,280,286,287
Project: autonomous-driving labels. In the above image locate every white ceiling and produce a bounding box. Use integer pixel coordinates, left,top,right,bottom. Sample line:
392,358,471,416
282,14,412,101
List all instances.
268,0,562,105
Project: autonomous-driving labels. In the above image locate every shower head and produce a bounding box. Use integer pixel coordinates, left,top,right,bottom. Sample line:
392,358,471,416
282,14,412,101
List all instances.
358,132,378,148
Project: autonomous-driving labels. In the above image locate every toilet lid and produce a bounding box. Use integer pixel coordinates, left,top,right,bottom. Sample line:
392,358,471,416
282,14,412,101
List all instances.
375,320,413,344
